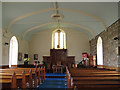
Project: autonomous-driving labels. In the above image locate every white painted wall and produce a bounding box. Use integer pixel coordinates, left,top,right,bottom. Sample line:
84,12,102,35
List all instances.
0,2,2,67
29,28,90,64
2,30,29,65
0,29,2,66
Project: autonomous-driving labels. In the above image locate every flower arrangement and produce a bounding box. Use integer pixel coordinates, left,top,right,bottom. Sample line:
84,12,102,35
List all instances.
24,58,30,63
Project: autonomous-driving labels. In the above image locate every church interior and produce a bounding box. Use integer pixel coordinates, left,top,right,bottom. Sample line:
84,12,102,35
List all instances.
0,2,120,90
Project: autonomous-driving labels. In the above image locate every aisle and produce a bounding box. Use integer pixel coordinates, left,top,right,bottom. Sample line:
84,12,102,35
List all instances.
36,73,67,90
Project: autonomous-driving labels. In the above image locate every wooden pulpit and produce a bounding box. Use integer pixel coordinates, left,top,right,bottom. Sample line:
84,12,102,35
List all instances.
43,49,75,71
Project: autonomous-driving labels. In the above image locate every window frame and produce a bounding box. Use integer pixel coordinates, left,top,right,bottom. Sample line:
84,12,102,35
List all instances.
52,29,66,49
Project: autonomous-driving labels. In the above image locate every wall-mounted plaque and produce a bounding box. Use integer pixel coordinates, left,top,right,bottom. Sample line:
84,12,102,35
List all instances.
24,54,28,58
18,52,22,61
34,54,38,60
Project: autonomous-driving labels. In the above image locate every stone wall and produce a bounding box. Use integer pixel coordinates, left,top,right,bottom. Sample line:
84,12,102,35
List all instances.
90,19,120,67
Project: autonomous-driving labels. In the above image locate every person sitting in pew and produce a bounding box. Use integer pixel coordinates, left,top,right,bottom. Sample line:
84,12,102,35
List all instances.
77,60,85,68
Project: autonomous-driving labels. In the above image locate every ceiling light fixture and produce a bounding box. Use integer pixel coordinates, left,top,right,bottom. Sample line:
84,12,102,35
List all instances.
51,13,63,20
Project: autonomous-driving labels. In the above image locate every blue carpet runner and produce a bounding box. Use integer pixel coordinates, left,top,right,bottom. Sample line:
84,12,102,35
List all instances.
36,73,67,90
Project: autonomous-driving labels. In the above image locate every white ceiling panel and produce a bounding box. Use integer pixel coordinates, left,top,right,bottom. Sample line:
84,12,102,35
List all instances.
2,2,119,40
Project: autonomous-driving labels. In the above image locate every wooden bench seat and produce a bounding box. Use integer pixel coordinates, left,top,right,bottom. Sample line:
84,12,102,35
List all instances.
68,68,120,90
0,75,22,79
70,72,119,74
0,79,12,83
74,85,120,90
0,67,45,89
0,72,17,89
74,81,120,90
0,71,26,89
71,74,120,77
70,69,118,72
74,80,120,85
73,76,120,81
0,68,35,88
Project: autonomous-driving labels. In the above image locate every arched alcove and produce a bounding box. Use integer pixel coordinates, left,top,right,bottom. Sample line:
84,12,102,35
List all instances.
97,36,103,65
9,36,18,67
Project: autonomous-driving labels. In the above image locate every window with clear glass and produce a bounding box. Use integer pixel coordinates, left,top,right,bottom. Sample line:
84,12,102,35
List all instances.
52,29,66,49
9,36,18,67
97,36,103,65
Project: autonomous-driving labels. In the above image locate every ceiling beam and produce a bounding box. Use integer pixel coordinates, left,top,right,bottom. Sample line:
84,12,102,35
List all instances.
22,21,95,39
53,2,58,14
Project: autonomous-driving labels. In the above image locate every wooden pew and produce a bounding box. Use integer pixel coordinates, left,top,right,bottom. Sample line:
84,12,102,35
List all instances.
73,76,119,80
69,68,120,90
16,68,37,88
0,68,33,88
66,66,73,89
69,68,120,76
0,72,17,89
73,81,120,90
0,70,28,89
0,67,45,89
18,67,45,87
17,67,45,84
0,68,36,88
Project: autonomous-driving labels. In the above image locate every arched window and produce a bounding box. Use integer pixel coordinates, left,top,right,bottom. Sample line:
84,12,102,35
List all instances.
9,36,18,67
97,36,103,65
52,29,66,49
